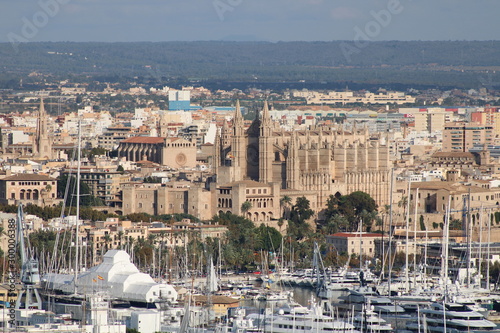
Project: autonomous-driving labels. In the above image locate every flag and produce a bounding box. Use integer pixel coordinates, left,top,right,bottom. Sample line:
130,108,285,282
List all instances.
93,279,97,283
97,275,104,280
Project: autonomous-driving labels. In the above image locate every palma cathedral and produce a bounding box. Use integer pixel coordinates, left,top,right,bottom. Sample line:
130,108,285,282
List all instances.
212,101,391,220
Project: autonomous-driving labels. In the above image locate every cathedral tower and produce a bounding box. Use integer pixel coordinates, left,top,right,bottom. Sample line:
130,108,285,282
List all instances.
34,98,52,159
232,100,247,181
258,101,274,183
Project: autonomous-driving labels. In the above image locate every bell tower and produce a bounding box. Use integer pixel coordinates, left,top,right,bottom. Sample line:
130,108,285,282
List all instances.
259,101,274,183
34,98,52,159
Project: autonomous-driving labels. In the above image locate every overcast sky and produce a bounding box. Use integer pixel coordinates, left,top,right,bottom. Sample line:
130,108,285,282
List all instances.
2,0,499,43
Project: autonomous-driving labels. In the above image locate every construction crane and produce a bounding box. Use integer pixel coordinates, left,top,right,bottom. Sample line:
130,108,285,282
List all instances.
13,204,42,310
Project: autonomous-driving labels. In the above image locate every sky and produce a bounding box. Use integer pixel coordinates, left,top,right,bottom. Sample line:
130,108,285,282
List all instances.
2,0,500,43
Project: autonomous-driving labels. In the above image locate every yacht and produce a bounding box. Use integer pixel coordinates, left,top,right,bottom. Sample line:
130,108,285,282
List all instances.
352,307,394,333
336,286,406,315
263,302,358,333
406,302,499,333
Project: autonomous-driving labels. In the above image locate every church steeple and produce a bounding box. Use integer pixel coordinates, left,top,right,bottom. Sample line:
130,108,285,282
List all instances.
34,97,52,159
286,131,300,189
260,100,272,137
213,128,221,176
233,100,243,133
258,100,273,183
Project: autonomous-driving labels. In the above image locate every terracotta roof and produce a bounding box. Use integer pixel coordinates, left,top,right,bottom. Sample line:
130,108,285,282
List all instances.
121,136,165,144
410,181,493,193
2,174,55,181
432,152,475,158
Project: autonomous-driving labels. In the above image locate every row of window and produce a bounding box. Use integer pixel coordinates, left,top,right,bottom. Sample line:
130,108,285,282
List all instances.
246,188,268,194
10,181,55,186
125,202,210,210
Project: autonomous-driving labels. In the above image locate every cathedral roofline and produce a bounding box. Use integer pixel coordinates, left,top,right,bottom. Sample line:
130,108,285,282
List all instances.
121,136,166,144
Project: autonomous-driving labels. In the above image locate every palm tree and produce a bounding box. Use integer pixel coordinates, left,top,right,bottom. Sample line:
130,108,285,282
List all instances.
241,201,252,216
280,195,292,219
117,231,124,250
103,234,112,253
380,204,391,229
277,218,284,233
398,195,408,223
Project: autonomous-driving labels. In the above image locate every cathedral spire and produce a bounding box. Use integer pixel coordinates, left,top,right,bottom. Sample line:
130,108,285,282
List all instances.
39,97,45,115
261,100,270,124
234,100,243,125
260,100,272,137
233,100,244,137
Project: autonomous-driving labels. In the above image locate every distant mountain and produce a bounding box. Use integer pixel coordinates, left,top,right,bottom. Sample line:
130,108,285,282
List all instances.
1,41,499,89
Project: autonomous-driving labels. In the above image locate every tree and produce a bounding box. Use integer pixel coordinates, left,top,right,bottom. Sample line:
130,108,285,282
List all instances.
143,176,161,183
117,231,124,249
322,191,378,232
103,234,112,253
254,224,282,252
277,218,284,233
241,201,252,215
449,218,462,230
419,215,426,231
398,195,409,223
117,165,124,173
280,195,292,219
345,191,377,216
322,215,348,234
57,175,104,207
288,197,314,240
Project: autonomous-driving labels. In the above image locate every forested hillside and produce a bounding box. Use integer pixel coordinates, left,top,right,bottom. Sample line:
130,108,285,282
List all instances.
1,41,499,89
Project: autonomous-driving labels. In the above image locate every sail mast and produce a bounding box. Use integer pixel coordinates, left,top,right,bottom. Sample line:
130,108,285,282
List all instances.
74,117,82,294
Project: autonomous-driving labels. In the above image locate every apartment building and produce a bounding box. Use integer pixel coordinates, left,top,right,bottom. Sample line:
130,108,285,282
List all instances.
442,122,494,152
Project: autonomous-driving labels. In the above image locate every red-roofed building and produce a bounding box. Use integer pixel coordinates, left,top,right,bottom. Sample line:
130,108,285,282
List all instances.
326,232,383,257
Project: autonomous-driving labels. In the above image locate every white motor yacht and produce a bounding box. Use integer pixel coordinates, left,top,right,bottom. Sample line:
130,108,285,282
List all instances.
263,302,358,333
406,302,499,333
352,308,393,332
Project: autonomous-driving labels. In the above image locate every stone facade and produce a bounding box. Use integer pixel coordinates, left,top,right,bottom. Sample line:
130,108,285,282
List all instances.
0,174,59,206
117,136,196,168
326,232,383,257
121,183,213,220
212,101,391,221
